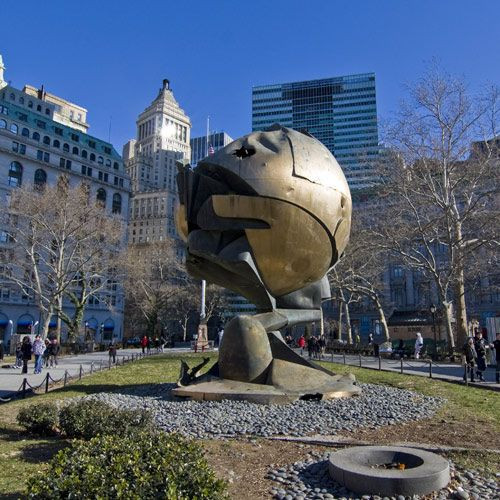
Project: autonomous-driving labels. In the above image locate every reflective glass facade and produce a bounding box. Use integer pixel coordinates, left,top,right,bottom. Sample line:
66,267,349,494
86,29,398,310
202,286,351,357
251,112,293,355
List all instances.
252,73,379,190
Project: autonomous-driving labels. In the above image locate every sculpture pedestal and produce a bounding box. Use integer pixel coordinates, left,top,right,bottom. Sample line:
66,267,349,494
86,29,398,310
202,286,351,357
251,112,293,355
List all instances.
174,315,361,404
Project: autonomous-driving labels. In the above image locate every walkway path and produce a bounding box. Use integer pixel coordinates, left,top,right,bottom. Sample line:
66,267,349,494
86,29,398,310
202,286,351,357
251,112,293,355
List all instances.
0,347,190,398
311,351,500,391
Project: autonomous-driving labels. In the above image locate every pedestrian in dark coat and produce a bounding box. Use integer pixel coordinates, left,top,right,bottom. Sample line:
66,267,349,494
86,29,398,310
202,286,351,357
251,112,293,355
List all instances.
108,343,117,364
473,331,487,382
490,333,500,384
462,337,477,383
21,336,32,374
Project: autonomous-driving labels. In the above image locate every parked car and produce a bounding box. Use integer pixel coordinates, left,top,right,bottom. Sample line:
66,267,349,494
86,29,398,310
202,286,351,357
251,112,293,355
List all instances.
125,336,141,347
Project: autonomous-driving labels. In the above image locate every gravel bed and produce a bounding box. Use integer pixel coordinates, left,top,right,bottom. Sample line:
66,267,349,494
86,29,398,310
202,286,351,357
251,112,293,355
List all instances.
85,382,444,439
266,450,500,499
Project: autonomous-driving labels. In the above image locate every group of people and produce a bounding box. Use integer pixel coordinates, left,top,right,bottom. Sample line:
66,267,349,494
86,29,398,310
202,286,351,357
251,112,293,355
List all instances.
463,330,500,383
140,335,166,354
293,334,326,360
15,335,59,374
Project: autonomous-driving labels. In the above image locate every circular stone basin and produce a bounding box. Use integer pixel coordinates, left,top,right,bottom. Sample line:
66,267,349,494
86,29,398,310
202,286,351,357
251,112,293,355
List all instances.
328,446,450,497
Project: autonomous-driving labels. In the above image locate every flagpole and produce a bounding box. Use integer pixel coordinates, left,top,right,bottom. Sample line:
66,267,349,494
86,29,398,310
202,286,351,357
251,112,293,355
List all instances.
200,115,210,322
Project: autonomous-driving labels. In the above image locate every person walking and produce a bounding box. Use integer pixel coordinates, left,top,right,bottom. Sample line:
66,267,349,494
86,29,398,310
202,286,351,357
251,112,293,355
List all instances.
140,335,148,354
308,336,316,359
49,339,59,367
32,335,46,374
43,339,51,368
473,330,487,382
108,343,117,364
462,337,477,383
318,336,326,360
15,342,23,368
20,336,32,374
217,328,224,348
414,332,424,359
0,340,4,361
298,335,306,356
489,333,500,384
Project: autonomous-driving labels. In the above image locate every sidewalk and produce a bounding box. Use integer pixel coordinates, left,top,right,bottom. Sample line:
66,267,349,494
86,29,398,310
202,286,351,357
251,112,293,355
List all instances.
312,351,500,391
0,347,190,399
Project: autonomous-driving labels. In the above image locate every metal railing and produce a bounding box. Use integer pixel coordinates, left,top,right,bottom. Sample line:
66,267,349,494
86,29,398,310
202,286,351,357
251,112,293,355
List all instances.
0,351,156,404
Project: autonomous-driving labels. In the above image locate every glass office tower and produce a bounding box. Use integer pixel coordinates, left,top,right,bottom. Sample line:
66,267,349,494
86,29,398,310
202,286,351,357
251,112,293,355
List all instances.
252,73,379,190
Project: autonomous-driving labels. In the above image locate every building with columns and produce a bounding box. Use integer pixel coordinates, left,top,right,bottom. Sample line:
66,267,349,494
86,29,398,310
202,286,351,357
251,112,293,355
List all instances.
124,79,191,245
0,54,131,347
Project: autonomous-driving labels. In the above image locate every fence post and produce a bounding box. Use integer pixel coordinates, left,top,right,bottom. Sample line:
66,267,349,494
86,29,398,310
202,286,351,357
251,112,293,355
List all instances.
429,361,433,379
465,364,469,386
108,358,111,370
79,364,83,380
331,351,333,362
378,356,382,371
45,373,50,393
64,370,68,387
100,360,103,371
359,353,362,367
343,353,346,365
22,378,27,398
90,362,94,374
400,358,403,374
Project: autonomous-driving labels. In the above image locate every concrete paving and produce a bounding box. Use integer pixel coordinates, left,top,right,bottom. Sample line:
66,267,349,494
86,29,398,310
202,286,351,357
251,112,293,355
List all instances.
0,347,191,399
307,351,500,391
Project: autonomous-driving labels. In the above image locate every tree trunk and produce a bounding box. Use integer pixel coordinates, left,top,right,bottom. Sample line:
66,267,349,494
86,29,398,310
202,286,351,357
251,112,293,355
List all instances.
40,309,53,340
344,302,352,344
337,297,343,340
441,299,456,351
56,295,63,343
454,266,468,349
374,297,390,342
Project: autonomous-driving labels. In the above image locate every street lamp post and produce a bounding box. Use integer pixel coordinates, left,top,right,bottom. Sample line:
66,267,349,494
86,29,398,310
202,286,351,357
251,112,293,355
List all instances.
100,323,104,343
85,321,89,341
430,304,437,359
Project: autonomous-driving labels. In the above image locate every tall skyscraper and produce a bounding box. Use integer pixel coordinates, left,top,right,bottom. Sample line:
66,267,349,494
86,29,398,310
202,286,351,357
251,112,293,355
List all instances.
0,54,130,345
252,73,379,190
190,131,233,166
124,79,191,244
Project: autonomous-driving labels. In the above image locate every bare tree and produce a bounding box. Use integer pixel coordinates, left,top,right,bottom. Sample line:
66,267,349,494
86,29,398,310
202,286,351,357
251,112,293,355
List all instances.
1,181,124,340
375,66,499,348
123,240,187,337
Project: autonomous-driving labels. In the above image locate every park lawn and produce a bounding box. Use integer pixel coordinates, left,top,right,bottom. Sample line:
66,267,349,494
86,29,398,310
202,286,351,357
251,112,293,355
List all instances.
0,353,498,498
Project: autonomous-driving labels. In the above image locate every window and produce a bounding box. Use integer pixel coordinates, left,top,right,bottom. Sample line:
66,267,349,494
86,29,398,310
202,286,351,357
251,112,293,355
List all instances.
37,150,43,161
45,108,50,115
54,127,63,136
81,165,92,177
10,123,18,134
96,188,107,205
104,146,111,154
63,143,69,152
28,101,33,108
70,133,79,142
18,113,28,122
81,149,87,159
9,93,15,100
34,169,47,187
98,156,104,165
0,105,9,115
104,173,108,182
59,158,72,170
32,132,40,141
43,135,50,145
43,152,50,162
72,146,79,155
53,139,60,148
35,120,46,129
90,153,96,162
105,159,111,167
112,193,122,214
21,127,29,137
88,140,96,149
0,119,6,129
8,161,22,187
113,161,119,170
37,104,42,111
12,141,19,152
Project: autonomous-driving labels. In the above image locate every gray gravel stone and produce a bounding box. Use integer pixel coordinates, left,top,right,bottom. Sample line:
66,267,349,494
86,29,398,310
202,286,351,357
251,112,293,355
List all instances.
83,382,444,439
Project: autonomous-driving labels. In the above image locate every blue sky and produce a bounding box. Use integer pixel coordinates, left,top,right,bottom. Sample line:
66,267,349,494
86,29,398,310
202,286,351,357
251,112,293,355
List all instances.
2,0,498,152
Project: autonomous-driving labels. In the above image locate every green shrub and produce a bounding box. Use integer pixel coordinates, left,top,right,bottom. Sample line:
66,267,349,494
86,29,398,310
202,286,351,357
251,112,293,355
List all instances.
27,431,227,499
16,402,59,436
58,399,153,439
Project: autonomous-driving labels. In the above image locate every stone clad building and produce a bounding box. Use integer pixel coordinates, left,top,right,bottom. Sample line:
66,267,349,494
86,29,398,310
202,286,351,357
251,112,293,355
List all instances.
124,79,191,245
0,54,131,346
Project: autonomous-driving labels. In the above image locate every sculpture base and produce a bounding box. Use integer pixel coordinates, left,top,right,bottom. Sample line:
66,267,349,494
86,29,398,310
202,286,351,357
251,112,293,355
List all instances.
172,372,360,405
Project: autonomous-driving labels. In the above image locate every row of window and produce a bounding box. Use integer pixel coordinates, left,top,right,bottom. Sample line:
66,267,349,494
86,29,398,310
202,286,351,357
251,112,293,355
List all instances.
6,162,123,213
5,91,52,116
0,119,120,169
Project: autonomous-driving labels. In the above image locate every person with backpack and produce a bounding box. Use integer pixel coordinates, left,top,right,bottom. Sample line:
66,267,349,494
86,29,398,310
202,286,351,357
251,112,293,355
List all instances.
473,330,487,382
20,336,32,374
462,337,477,383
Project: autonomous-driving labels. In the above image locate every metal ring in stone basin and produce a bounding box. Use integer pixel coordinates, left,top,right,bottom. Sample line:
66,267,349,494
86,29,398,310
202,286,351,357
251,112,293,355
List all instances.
328,445,450,497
